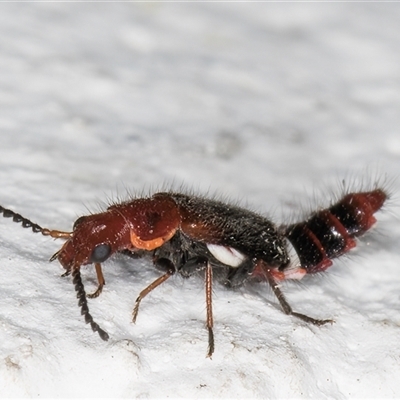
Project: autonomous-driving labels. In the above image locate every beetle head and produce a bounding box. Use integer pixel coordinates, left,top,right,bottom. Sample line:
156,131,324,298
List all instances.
53,210,131,271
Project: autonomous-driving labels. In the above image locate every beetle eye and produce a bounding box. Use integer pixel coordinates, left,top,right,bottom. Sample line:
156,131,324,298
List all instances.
90,244,112,263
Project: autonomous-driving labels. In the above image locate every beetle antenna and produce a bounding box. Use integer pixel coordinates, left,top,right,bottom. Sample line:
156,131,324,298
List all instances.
0,205,71,239
72,268,109,341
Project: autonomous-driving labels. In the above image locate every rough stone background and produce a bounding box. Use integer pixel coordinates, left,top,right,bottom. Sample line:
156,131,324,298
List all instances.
1,3,400,398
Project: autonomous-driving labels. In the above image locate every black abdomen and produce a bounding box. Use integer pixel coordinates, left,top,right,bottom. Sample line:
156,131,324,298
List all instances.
284,189,386,274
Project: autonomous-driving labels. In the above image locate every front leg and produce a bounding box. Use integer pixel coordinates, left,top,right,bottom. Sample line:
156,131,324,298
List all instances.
87,263,105,299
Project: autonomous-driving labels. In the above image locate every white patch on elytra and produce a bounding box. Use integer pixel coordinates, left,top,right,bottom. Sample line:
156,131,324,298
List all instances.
206,243,246,268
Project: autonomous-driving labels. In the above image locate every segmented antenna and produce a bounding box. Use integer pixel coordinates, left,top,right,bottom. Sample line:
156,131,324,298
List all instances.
0,205,71,239
72,269,109,341
0,205,43,233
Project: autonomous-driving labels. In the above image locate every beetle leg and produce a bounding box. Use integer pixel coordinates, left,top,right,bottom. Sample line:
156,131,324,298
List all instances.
87,263,105,299
175,256,215,357
264,265,333,326
205,261,214,358
132,265,175,323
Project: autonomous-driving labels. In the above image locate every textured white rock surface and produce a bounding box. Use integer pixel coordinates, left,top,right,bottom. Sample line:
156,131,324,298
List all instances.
1,3,400,398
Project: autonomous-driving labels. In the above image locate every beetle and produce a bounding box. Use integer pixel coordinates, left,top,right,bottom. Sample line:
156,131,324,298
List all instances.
0,187,387,357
